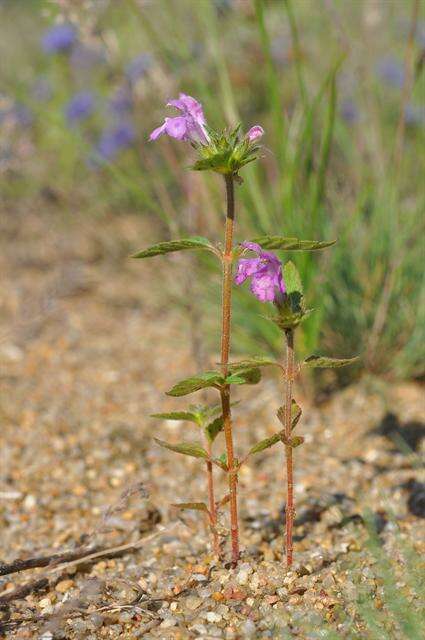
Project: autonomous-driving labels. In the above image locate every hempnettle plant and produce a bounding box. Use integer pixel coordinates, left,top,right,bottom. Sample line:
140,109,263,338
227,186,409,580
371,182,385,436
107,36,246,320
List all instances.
134,94,357,567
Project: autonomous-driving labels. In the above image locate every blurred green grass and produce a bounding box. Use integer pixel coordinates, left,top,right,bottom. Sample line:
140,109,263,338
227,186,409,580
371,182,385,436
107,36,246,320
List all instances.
1,0,424,384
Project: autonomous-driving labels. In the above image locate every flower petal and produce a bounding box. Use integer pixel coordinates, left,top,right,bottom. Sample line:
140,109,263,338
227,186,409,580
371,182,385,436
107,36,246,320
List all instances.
250,273,276,302
241,241,262,254
164,116,189,140
235,258,262,284
149,121,167,141
247,125,264,142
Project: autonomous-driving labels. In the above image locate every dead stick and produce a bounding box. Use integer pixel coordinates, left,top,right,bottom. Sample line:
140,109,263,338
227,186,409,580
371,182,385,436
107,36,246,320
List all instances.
0,546,103,577
0,526,170,605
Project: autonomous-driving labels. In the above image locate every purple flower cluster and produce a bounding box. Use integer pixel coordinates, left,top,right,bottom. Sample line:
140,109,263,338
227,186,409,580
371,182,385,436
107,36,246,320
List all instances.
235,242,286,303
150,93,210,144
65,91,95,124
150,94,265,149
42,24,77,54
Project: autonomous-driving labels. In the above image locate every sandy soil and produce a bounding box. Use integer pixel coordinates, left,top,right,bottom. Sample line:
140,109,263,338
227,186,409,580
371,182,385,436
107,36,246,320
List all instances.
1,209,424,639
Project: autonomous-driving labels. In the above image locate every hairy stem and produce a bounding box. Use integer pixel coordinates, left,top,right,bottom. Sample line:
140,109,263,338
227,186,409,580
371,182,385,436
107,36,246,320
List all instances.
283,328,295,567
220,174,239,567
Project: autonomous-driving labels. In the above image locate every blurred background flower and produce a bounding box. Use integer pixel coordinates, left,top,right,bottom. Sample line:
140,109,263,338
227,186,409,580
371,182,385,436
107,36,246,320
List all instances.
0,0,423,384
42,23,77,54
65,91,95,124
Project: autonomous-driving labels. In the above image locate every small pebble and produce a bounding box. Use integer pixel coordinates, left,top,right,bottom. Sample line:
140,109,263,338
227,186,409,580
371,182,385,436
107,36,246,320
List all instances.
55,579,74,593
185,596,203,610
160,616,177,628
206,611,221,623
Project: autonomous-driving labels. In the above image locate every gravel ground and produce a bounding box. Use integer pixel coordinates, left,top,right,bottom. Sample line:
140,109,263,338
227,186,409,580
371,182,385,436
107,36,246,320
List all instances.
1,210,424,639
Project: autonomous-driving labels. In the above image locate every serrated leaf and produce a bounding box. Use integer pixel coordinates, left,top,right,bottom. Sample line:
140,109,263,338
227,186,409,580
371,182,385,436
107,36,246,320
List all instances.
132,237,214,259
151,411,201,425
229,357,282,372
226,368,261,386
171,502,209,513
205,417,224,443
277,400,302,431
249,432,282,455
251,236,336,251
166,371,224,397
303,355,360,369
154,438,209,459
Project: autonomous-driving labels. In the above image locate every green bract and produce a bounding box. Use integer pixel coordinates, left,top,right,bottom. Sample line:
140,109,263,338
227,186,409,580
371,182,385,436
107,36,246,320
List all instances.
191,124,262,176
272,261,312,330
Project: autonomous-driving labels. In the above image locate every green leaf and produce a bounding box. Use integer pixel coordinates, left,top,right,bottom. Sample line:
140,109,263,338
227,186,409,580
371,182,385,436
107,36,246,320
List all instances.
277,400,302,431
249,432,282,455
132,237,214,259
229,357,282,371
150,411,201,425
154,438,209,459
171,502,209,513
226,368,261,386
166,371,224,397
303,355,360,368
205,416,224,443
251,236,336,251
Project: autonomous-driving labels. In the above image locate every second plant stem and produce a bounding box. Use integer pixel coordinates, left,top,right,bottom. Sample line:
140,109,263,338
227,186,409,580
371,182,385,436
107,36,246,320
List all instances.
206,442,220,557
283,328,295,567
220,174,240,567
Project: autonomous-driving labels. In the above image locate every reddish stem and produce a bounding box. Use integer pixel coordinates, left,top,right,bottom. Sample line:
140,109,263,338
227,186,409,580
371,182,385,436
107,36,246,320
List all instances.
205,442,220,557
283,328,295,567
220,174,239,567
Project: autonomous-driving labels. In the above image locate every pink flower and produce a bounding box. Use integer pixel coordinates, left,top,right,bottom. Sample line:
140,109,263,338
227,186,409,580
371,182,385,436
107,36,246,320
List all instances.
235,242,285,303
149,93,209,143
246,125,264,142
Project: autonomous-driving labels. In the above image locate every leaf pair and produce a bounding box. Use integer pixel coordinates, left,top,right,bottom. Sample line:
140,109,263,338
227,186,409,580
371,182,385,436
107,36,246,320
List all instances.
166,366,262,397
132,234,335,263
247,400,303,457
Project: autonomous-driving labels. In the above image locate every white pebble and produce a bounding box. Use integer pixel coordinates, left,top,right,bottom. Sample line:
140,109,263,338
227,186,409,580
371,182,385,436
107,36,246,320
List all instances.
206,611,222,623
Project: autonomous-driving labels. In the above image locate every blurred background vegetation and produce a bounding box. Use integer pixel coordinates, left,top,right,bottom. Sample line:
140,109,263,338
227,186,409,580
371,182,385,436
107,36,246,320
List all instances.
1,0,424,388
